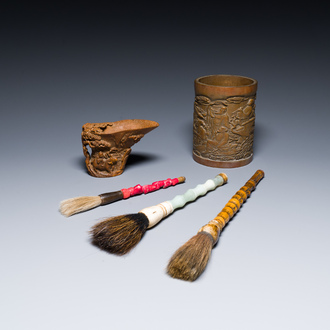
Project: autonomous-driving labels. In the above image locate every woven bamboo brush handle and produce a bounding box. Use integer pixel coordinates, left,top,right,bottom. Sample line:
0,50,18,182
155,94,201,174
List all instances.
140,173,228,228
199,170,264,244
99,176,186,205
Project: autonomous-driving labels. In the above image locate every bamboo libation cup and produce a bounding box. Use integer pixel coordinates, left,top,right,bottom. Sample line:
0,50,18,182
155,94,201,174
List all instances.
81,119,159,177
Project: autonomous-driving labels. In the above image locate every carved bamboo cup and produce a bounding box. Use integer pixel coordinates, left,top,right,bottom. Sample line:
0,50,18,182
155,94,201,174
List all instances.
193,74,258,168
198,170,264,244
81,119,159,177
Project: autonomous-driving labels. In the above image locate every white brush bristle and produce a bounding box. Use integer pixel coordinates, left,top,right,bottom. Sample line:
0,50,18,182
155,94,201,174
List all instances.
59,196,102,217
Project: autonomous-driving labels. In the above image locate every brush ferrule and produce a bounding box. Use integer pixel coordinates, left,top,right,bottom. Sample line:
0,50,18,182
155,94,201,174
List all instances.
198,220,222,245
99,191,124,205
140,201,174,228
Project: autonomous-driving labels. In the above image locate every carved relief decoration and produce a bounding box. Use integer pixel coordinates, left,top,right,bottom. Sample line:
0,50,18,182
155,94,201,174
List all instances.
193,95,256,162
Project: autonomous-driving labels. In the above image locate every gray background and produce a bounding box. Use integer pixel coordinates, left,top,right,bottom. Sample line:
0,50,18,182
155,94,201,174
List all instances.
1,4,329,330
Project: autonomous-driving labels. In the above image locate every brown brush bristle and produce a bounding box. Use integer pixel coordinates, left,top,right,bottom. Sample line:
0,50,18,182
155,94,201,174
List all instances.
90,213,149,255
60,196,102,217
167,232,214,281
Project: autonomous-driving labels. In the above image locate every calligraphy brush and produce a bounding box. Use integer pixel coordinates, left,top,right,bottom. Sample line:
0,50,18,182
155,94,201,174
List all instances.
90,173,228,256
59,176,185,217
167,170,264,282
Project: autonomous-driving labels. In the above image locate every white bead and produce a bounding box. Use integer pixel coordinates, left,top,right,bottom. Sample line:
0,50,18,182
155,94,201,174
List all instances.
140,201,174,228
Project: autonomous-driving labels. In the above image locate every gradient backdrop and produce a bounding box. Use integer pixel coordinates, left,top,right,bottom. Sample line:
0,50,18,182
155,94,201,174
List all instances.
1,4,329,330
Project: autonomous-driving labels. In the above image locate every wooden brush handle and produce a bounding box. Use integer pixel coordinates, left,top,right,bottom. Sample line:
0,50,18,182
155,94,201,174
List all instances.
199,170,264,244
140,173,228,228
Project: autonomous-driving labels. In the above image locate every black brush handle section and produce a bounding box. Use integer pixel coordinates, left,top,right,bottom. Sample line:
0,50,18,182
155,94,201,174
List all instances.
99,191,124,205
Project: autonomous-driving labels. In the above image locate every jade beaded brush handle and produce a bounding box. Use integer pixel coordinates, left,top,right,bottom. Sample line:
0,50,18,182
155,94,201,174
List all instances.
90,173,228,255
167,170,264,282
140,173,228,228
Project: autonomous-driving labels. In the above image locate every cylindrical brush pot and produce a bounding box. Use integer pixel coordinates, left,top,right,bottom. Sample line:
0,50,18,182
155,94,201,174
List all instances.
193,74,258,168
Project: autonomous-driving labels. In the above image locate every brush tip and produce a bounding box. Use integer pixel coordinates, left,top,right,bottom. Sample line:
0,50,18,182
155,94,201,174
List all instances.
59,195,102,217
90,213,149,255
167,232,214,281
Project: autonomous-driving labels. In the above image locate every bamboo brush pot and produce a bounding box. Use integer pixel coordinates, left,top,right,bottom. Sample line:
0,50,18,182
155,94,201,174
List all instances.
193,74,258,168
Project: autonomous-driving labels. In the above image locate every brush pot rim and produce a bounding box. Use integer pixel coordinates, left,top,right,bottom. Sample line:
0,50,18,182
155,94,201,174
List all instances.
196,74,257,87
195,74,257,99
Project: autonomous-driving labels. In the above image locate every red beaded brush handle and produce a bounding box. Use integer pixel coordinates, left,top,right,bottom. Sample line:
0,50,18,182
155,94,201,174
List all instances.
121,177,185,198
99,177,186,205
